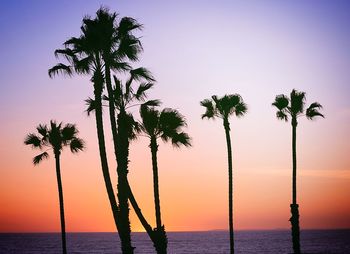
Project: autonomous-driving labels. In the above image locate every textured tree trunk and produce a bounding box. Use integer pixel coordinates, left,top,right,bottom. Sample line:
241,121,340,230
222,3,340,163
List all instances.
150,136,168,254
224,118,234,254
290,117,301,254
116,110,134,254
54,151,67,254
92,77,122,243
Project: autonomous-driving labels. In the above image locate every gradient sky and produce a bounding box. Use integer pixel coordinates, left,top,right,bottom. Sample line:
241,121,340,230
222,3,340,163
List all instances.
0,0,349,232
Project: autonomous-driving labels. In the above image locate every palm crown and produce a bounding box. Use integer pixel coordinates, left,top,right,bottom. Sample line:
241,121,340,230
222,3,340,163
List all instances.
201,94,248,121
140,106,191,147
24,121,85,164
272,89,324,122
48,7,142,80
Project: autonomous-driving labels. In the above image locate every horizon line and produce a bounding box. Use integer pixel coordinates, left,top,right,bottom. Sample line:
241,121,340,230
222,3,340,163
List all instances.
1,228,349,234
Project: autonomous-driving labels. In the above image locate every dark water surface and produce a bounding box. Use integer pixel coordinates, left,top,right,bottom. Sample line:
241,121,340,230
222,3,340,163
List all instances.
1,230,349,253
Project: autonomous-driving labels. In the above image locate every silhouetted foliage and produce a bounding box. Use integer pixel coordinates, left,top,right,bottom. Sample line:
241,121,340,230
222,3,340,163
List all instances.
201,94,247,254
24,121,85,254
272,89,324,254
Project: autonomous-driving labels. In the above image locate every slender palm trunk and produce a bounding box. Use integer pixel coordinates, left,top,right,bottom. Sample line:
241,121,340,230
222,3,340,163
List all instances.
290,117,301,254
104,65,159,253
116,110,134,254
93,78,121,239
105,64,134,253
150,136,168,254
54,151,67,254
223,118,234,254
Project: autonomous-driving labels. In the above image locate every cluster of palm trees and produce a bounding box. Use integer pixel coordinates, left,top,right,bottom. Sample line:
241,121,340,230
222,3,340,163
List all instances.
24,7,324,254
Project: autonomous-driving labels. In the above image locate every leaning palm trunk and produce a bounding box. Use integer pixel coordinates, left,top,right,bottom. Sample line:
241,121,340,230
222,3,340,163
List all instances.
116,111,134,254
54,151,67,254
224,118,234,254
290,118,301,254
150,137,168,254
92,77,121,237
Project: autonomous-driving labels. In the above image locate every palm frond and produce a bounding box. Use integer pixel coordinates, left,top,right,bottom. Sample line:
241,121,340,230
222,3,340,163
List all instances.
109,61,131,72
62,124,78,142
235,101,248,117
70,138,85,153
116,35,142,61
272,94,289,111
200,98,215,119
171,132,191,148
140,105,159,136
85,97,96,116
118,17,143,36
48,63,73,78
33,152,49,165
36,124,48,139
135,82,154,100
142,99,161,107
24,133,42,149
290,89,306,115
306,102,324,120
130,67,155,82
276,110,289,121
54,48,77,63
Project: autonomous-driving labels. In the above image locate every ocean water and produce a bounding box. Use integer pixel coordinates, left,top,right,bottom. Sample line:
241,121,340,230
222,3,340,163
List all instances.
0,230,349,254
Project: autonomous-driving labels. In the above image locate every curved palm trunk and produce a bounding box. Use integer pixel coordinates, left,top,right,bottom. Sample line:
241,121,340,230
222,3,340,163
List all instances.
290,118,301,254
150,136,168,254
93,79,121,240
54,151,67,254
223,118,234,254
116,110,134,254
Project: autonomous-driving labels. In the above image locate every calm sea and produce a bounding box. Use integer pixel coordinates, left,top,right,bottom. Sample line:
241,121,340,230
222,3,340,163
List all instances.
0,230,349,254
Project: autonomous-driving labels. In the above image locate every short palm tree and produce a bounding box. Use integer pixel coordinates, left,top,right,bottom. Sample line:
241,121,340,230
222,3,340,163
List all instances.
139,105,191,254
272,89,324,254
24,121,85,254
200,94,247,254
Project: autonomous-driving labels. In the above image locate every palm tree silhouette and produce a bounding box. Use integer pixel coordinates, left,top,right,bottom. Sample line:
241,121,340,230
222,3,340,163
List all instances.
139,105,191,253
47,10,125,251
201,94,247,254
88,8,147,253
105,72,161,251
272,89,324,254
24,121,85,254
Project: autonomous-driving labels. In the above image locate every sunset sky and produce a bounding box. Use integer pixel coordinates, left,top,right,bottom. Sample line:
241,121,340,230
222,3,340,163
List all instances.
0,0,349,232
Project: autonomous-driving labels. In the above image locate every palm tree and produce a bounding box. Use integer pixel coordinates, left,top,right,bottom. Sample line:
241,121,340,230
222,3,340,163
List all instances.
139,105,191,253
272,89,324,254
107,72,161,251
47,11,126,252
200,94,247,254
24,121,85,254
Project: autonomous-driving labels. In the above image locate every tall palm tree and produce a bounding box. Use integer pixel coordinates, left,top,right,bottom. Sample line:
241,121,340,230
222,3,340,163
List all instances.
139,105,191,254
200,94,247,254
108,72,161,251
87,8,146,253
24,121,85,254
272,89,324,254
47,11,126,252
